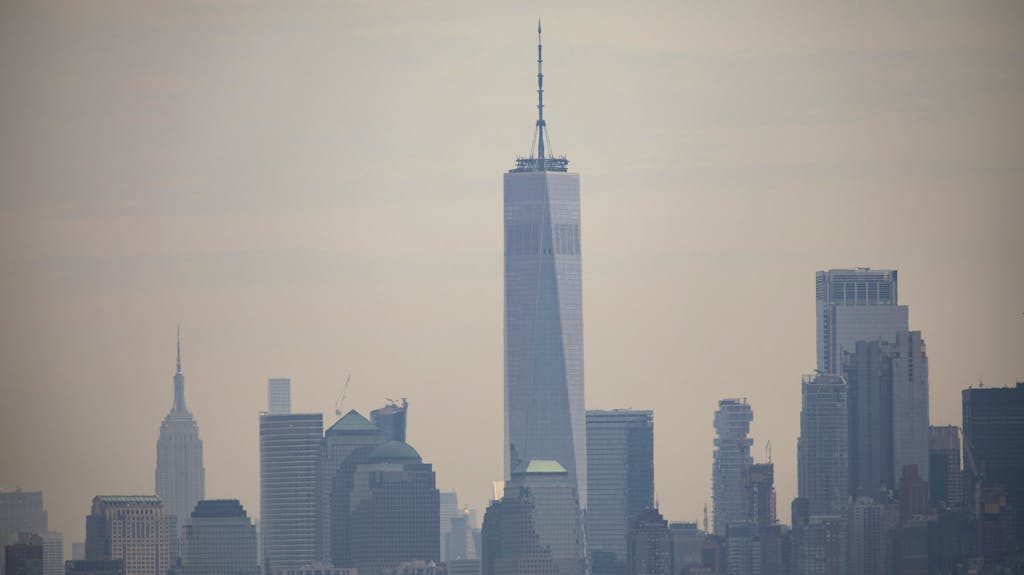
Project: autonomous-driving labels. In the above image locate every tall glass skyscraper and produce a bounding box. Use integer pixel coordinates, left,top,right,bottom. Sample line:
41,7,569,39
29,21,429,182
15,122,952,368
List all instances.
797,373,848,516
155,328,205,561
816,268,908,374
503,23,586,507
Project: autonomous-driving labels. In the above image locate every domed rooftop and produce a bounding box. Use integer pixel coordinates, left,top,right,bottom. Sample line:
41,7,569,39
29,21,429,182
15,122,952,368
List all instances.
368,440,422,462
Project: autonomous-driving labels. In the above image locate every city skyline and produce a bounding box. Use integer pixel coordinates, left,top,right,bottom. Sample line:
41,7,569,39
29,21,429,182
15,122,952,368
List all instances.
1,0,1023,560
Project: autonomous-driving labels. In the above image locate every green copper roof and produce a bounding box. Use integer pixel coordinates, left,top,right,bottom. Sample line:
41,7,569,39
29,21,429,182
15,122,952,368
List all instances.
368,440,422,462
519,459,567,474
326,410,378,435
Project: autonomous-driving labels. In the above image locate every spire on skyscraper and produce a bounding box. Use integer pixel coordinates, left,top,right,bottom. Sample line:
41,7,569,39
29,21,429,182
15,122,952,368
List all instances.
176,323,182,375
515,21,568,173
172,326,187,414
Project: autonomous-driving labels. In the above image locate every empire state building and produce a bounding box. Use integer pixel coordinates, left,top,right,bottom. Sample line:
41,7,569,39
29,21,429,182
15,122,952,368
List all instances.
503,22,586,507
155,328,205,556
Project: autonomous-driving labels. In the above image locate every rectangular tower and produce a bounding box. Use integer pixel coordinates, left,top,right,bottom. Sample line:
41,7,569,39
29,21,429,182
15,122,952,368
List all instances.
816,268,908,374
85,496,170,575
798,374,848,517
503,24,587,507
585,410,655,561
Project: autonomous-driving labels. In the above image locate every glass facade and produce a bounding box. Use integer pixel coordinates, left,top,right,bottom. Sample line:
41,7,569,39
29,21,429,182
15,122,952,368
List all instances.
797,374,848,516
503,170,586,508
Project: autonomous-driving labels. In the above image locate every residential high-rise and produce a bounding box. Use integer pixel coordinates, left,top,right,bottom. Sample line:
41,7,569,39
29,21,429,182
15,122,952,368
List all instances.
503,24,587,507
178,499,257,575
586,410,654,563
321,409,385,565
712,399,753,535
348,441,440,575
929,425,963,510
962,382,1024,552
155,328,205,562
481,460,585,575
625,509,671,575
816,268,908,374
85,496,170,575
797,374,848,516
891,331,929,484
259,382,322,574
267,378,291,415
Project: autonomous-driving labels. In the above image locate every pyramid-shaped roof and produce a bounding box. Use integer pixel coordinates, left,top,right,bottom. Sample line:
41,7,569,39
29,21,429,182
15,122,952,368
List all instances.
326,409,379,435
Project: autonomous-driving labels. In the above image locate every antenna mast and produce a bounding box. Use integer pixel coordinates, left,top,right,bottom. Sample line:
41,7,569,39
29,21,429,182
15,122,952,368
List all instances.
536,20,545,169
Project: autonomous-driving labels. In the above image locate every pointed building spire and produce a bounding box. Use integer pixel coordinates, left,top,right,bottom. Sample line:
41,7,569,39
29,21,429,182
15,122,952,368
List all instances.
172,325,187,414
536,19,545,167
176,323,182,374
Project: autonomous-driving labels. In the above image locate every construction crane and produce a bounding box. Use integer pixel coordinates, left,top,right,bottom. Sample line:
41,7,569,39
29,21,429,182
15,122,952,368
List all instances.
334,374,351,417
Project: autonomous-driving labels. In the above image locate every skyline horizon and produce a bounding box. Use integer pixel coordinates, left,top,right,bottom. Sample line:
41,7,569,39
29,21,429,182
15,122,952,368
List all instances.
2,0,1022,560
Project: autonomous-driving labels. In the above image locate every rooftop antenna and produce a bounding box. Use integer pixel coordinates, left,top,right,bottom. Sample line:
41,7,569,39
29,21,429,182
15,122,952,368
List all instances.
703,500,709,533
766,440,772,464
536,19,546,169
176,323,182,374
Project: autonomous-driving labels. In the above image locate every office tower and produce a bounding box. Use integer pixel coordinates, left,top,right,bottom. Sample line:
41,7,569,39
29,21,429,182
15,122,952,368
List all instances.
72,543,85,561
40,532,61,575
503,24,587,507
712,399,754,535
481,460,585,575
439,492,459,562
749,463,777,530
891,331,929,484
724,522,761,575
929,425,963,510
586,410,655,564
267,378,291,415
348,441,440,575
371,399,408,443
847,496,898,575
797,374,848,516
5,532,42,575
260,400,323,573
177,499,257,575
64,561,125,575
668,523,704,574
447,509,479,562
790,512,843,575
155,329,205,562
322,409,386,565
625,509,671,575
816,268,908,374
0,489,48,575
85,496,170,575
844,340,895,499
962,382,1024,553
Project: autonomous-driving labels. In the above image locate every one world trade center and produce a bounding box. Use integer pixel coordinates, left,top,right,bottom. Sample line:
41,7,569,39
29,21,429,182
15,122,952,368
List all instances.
503,22,586,507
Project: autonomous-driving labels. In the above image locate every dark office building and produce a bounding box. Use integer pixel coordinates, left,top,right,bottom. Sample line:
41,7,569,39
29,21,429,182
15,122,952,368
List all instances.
962,382,1024,553
5,533,43,575
64,561,124,575
178,499,257,575
929,425,963,510
349,440,439,575
371,399,408,443
843,340,895,500
625,509,671,575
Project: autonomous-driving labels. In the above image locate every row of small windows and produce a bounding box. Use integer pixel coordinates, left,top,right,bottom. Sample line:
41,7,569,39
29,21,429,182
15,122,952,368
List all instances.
505,224,581,256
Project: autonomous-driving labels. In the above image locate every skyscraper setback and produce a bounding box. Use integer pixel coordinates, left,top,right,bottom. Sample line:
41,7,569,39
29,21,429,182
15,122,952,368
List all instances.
155,328,205,560
503,22,586,506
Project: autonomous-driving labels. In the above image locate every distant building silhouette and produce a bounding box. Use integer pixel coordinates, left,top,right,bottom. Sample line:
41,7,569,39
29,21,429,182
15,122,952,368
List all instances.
85,496,169,575
155,328,204,563
928,425,963,510
798,374,848,516
481,460,585,575
586,410,654,565
259,380,322,574
371,399,408,443
64,560,124,575
267,378,291,415
667,523,704,574
962,382,1024,557
843,340,895,499
0,490,58,575
847,496,898,575
712,399,753,535
626,509,671,575
348,441,440,575
503,25,587,507
5,532,42,575
891,332,929,486
177,499,257,575
816,268,907,374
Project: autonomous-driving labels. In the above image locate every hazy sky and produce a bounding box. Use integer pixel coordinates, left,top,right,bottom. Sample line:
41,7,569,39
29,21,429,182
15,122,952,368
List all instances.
1,0,1022,552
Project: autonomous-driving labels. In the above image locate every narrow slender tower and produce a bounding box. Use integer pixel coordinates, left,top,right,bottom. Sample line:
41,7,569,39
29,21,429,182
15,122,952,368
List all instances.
156,326,205,560
504,22,587,507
